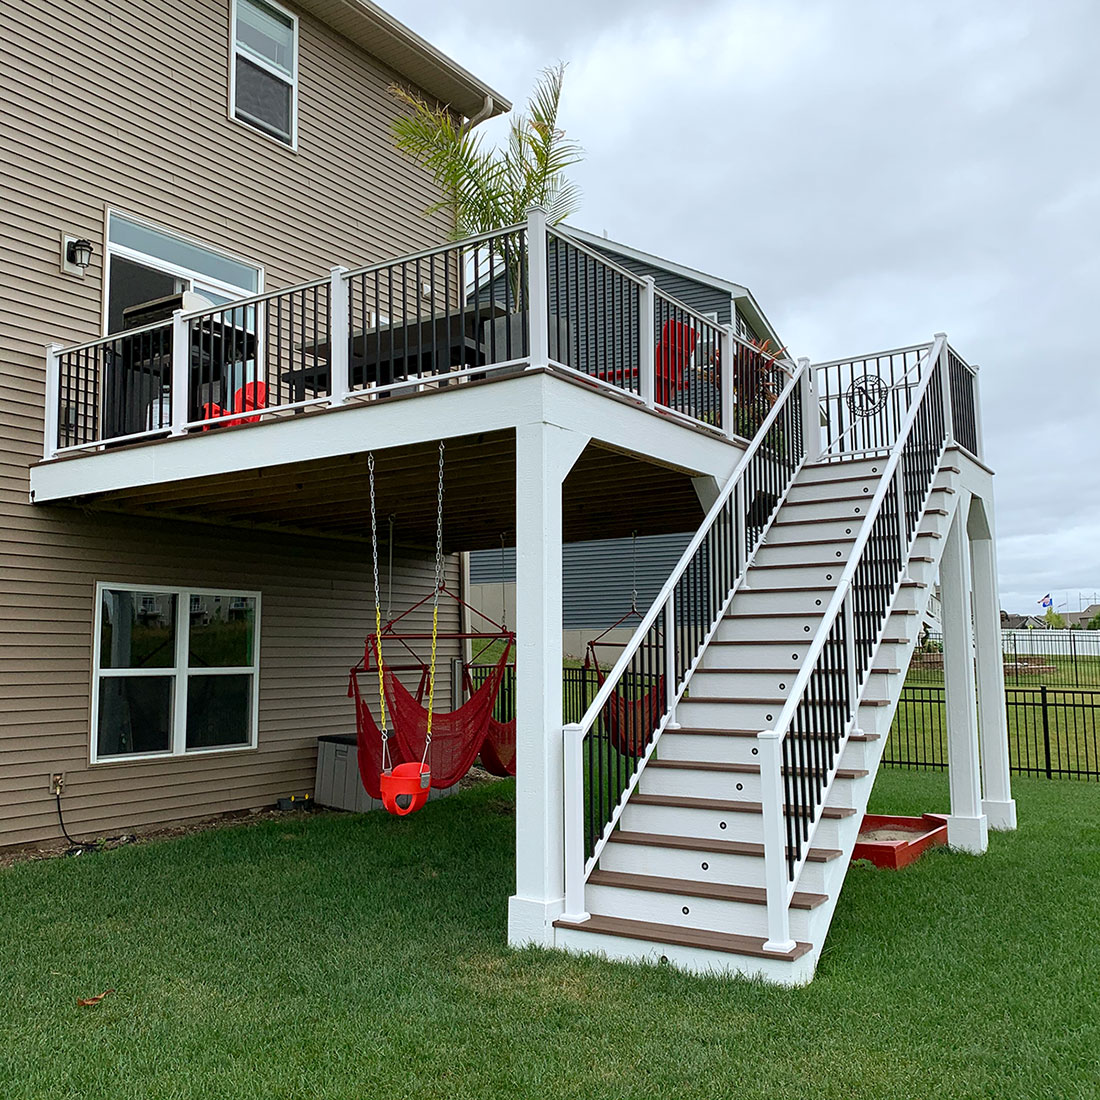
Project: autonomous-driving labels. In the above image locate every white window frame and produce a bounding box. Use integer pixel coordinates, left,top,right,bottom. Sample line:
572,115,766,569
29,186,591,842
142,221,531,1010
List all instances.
90,582,262,765
229,0,299,151
102,209,264,337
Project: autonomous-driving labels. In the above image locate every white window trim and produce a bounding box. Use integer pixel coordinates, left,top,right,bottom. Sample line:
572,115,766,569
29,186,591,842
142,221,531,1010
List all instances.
90,582,262,765
102,208,264,337
228,0,299,152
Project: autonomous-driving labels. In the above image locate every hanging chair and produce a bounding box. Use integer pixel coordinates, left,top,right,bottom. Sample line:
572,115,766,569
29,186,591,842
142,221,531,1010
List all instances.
583,589,667,760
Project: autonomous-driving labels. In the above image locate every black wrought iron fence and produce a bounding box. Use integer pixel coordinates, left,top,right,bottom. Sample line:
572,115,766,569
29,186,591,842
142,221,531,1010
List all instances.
884,684,1100,780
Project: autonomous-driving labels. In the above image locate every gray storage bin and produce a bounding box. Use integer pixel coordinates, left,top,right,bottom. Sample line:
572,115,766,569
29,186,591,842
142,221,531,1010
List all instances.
314,734,455,812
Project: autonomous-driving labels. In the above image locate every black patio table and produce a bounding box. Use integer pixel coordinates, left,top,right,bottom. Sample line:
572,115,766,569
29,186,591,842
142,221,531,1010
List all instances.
285,301,513,400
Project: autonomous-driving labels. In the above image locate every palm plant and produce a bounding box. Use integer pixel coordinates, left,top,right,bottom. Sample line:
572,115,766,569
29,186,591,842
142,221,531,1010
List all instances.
390,62,584,238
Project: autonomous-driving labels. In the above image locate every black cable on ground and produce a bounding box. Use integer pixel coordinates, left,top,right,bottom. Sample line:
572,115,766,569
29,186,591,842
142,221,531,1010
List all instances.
56,792,132,855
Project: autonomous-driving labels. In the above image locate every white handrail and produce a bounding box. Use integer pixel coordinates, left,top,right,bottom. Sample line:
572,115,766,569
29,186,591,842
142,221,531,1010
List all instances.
573,359,811,737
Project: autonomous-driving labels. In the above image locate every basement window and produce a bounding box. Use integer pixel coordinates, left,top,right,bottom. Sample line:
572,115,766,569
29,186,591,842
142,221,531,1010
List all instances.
230,0,298,147
92,584,261,762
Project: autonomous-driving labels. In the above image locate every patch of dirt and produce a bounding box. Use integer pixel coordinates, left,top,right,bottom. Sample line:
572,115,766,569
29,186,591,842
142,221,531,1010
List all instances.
0,805,317,870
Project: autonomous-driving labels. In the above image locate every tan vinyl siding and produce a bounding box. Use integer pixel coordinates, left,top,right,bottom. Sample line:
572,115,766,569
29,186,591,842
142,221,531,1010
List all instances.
0,0,472,847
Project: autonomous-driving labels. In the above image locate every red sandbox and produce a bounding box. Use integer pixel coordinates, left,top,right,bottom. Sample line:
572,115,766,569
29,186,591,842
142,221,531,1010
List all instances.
852,813,948,870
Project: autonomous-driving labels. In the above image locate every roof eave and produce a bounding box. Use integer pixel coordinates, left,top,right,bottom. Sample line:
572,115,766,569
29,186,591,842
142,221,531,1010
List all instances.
296,0,512,118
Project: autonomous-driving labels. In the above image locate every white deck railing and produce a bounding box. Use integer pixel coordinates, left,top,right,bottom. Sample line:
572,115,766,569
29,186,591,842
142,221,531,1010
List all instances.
42,209,778,462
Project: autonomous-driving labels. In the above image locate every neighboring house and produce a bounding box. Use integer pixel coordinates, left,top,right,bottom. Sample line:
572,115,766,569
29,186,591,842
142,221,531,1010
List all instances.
1001,612,1046,630
2,0,1011,988
1064,604,1100,629
1,0,510,848
468,234,784,656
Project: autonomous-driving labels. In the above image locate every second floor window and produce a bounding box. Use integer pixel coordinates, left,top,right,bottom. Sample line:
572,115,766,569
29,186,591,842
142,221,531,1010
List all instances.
231,0,297,147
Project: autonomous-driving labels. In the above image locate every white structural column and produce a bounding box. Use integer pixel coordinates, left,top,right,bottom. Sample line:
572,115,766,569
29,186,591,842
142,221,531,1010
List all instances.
508,420,590,946
940,491,989,853
968,495,1017,830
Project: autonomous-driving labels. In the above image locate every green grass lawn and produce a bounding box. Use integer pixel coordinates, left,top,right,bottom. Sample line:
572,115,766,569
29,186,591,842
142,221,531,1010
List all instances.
2,772,1098,1100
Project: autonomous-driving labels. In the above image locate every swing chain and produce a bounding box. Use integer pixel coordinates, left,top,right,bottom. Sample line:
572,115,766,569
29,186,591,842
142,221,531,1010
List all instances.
368,454,391,772
423,441,445,763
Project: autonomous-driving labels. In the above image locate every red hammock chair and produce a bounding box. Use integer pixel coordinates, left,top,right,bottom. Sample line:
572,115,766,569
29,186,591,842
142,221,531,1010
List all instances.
460,663,516,776
584,609,667,760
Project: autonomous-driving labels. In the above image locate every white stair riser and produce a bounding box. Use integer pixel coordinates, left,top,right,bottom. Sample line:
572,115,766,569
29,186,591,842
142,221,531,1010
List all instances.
744,563,848,588
714,615,822,643
799,459,886,484
753,541,855,567
657,732,761,766
677,699,787,730
787,479,877,503
766,518,863,544
552,925,816,986
619,801,843,848
838,738,879,770
691,668,802,697
732,589,834,616
640,765,761,802
699,645,809,673
584,883,813,941
599,841,829,893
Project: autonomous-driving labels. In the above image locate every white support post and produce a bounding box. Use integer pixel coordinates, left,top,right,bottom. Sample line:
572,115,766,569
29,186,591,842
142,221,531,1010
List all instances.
561,723,590,923
43,343,62,460
842,593,860,733
509,420,590,947
936,333,954,446
720,325,735,439
169,309,189,437
895,464,910,582
735,480,749,588
526,206,549,368
798,357,819,463
664,590,679,729
639,276,656,408
940,494,988,853
328,265,350,404
969,498,1016,830
757,730,795,953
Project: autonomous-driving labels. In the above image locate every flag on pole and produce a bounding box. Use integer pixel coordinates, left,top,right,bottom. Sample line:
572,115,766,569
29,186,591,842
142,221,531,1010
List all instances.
1038,594,1053,608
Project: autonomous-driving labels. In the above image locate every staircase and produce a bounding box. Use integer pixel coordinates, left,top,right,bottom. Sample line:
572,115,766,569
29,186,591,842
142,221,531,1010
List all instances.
554,336,975,984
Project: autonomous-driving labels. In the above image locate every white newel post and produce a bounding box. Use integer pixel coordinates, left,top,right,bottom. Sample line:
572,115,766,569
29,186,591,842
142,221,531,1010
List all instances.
329,265,350,404
170,309,189,436
561,723,590,922
509,420,590,947
757,730,795,953
664,590,679,728
969,498,1017,830
526,205,549,368
720,326,735,439
936,333,954,446
798,357,819,463
969,363,985,462
43,343,62,460
639,276,656,408
940,494,988,853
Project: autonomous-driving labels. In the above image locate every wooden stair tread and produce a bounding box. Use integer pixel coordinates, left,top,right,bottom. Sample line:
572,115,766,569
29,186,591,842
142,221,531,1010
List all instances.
685,694,892,707
630,793,856,818
588,869,827,910
692,666,900,676
758,536,858,548
608,830,843,863
553,914,813,962
648,758,758,775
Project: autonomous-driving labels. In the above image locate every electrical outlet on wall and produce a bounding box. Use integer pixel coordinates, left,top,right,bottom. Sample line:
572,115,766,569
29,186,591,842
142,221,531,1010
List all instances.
49,773,64,796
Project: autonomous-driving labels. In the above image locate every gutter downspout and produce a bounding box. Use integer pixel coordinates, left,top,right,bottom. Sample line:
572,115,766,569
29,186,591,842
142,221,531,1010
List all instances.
462,95,495,134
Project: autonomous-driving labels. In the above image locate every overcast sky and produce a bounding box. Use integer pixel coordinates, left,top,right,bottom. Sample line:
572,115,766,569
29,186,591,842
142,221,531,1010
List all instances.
387,0,1100,614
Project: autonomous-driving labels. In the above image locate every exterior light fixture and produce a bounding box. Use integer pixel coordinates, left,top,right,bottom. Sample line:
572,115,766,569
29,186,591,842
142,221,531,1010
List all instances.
66,238,93,269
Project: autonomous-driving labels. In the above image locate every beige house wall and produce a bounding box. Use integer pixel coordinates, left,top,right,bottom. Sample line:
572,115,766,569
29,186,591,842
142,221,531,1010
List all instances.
0,0,473,847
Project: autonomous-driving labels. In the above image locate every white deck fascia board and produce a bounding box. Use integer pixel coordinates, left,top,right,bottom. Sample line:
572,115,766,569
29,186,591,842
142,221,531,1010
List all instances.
30,372,743,504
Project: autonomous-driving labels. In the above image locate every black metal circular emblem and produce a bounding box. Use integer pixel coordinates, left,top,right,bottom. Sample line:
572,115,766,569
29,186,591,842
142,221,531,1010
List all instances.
844,374,888,417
